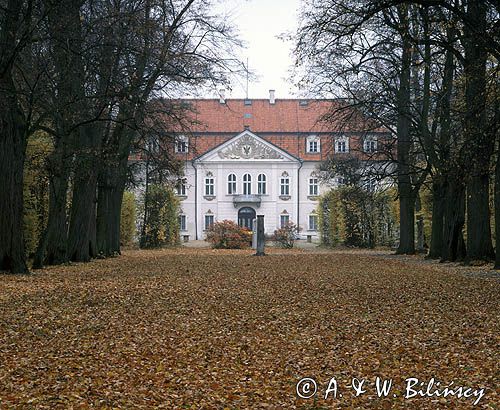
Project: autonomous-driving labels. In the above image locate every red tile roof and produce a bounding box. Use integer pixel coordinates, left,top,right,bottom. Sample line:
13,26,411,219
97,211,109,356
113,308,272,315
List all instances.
175,98,381,134
151,98,391,161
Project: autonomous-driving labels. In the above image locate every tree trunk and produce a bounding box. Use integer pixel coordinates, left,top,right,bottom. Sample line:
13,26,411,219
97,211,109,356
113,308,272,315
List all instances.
0,1,29,274
441,177,466,262
466,176,494,262
495,148,500,269
0,79,29,274
493,80,500,269
464,0,494,262
428,178,445,259
96,169,112,257
416,215,425,252
397,192,416,254
33,144,71,267
67,125,99,262
395,5,415,255
97,164,126,256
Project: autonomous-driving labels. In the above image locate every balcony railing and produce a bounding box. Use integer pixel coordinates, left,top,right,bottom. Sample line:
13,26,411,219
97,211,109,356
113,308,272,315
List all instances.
233,194,262,208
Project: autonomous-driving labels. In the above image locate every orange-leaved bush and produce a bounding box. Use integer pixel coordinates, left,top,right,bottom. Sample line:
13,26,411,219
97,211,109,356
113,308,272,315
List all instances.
206,220,252,249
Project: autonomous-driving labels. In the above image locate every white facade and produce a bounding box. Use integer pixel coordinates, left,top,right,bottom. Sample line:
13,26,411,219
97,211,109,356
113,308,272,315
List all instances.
177,130,323,240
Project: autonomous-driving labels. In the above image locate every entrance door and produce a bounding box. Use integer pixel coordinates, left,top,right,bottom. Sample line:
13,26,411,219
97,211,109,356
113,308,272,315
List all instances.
238,207,256,230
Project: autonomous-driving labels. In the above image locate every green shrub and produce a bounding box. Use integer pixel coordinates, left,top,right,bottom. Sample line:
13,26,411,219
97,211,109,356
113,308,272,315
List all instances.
206,220,252,249
319,186,398,248
120,191,136,246
140,184,180,248
318,190,345,247
273,222,301,248
23,132,52,257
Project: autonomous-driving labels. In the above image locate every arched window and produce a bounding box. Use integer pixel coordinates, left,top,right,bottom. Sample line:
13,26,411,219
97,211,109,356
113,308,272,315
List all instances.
257,174,267,195
243,173,252,195
227,174,237,194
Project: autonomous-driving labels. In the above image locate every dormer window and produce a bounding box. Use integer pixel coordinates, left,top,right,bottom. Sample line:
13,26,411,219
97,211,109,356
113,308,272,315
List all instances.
364,135,378,153
335,136,349,153
147,136,160,154
175,135,188,153
306,135,320,153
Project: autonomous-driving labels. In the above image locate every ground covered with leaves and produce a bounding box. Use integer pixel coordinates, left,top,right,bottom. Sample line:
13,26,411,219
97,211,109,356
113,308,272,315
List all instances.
0,248,498,409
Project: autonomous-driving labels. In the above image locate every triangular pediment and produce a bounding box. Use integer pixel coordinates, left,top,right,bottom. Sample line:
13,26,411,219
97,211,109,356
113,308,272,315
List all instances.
195,130,299,163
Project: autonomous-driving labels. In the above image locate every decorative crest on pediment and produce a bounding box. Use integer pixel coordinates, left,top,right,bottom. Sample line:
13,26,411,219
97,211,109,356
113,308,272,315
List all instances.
218,134,284,160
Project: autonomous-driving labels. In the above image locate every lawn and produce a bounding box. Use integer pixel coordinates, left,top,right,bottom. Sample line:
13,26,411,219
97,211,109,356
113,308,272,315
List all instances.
0,248,498,409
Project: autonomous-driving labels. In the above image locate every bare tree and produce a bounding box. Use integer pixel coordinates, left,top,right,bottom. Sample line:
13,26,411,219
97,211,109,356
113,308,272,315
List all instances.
0,0,39,273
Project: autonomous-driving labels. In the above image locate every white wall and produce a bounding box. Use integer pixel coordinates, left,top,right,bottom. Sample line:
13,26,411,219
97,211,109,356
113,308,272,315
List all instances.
176,159,324,240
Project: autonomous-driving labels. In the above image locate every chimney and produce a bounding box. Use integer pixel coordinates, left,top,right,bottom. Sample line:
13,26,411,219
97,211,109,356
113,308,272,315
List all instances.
269,89,275,104
219,89,225,104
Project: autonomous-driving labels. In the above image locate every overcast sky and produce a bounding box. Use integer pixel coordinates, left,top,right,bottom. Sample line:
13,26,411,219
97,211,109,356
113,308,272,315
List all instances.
213,0,302,100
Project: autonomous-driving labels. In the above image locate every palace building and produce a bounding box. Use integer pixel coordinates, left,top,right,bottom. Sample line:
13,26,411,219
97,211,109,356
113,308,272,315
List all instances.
157,92,389,241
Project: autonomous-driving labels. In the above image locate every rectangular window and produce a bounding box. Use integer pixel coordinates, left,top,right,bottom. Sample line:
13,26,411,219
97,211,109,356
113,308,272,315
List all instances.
205,178,214,196
280,178,290,196
175,136,188,153
280,214,289,228
179,215,187,231
307,136,320,153
309,215,318,231
336,140,347,153
204,215,214,230
176,179,186,196
308,140,318,153
309,178,319,196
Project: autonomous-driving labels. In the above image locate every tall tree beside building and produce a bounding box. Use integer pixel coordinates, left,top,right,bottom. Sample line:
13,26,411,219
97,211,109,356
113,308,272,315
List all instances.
462,0,494,262
0,0,36,273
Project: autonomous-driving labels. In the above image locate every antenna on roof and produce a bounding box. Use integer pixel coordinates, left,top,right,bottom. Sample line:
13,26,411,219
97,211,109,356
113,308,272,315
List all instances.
246,57,249,99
